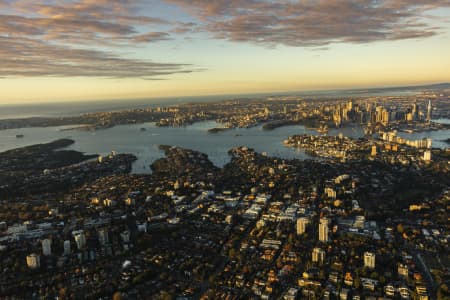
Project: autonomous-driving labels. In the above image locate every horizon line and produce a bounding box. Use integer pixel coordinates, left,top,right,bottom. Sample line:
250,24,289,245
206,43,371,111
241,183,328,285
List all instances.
1,81,449,106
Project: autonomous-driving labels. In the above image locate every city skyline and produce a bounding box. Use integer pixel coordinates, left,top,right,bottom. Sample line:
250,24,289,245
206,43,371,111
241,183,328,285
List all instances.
1,0,450,103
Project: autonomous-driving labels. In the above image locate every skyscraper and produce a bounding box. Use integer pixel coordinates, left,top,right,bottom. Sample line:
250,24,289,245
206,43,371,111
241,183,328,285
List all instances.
319,218,329,242
426,100,432,122
382,109,390,125
412,103,419,121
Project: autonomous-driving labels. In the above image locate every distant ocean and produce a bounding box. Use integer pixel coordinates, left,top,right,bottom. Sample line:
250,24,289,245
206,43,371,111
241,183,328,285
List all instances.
0,87,421,120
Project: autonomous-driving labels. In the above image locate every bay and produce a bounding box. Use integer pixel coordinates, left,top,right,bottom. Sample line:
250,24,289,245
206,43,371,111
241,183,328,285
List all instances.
0,121,447,174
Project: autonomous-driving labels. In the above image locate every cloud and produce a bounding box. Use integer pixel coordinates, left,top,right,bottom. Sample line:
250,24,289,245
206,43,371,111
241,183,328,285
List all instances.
0,0,192,78
165,0,450,47
132,32,173,43
2,0,448,78
0,36,192,78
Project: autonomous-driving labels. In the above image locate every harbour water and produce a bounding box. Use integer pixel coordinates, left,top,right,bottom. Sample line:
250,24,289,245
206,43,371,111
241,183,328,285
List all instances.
0,121,448,173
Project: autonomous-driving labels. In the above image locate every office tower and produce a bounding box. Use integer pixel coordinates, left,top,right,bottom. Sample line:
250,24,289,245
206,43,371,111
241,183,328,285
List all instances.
412,103,418,120
426,100,432,122
364,252,376,269
26,253,40,269
382,110,390,125
375,106,383,123
41,238,51,256
312,247,326,264
319,218,329,242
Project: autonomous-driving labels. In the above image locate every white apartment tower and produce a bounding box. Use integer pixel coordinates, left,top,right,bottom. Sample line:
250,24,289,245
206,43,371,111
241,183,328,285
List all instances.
296,217,309,235
364,251,376,269
319,218,329,242
312,247,326,264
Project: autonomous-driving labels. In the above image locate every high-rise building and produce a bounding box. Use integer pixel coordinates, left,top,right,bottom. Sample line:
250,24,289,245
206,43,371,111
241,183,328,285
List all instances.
319,218,329,242
312,247,326,264
426,100,432,122
296,217,309,235
382,110,390,125
41,238,51,256
72,230,86,250
364,252,376,269
412,103,419,121
26,253,40,269
63,240,71,256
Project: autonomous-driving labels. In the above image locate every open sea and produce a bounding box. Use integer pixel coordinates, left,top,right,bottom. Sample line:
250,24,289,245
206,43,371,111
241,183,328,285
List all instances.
0,86,420,120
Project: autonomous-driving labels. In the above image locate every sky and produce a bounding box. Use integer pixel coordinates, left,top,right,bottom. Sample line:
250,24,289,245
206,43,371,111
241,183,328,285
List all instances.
1,0,450,104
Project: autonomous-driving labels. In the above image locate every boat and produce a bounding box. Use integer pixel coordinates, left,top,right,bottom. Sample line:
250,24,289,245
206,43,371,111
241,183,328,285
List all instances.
16,134,24,138
140,127,146,131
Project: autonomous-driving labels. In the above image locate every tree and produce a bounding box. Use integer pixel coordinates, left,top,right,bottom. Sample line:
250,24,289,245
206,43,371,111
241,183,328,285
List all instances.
354,277,361,289
370,271,379,279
